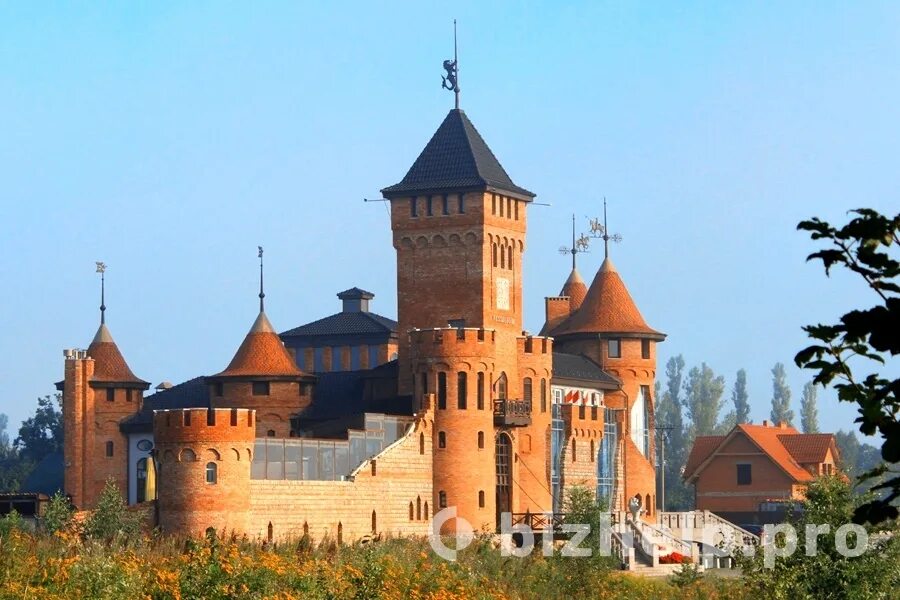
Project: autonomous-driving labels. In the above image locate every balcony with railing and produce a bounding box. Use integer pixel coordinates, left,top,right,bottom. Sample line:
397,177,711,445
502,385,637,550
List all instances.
494,399,532,427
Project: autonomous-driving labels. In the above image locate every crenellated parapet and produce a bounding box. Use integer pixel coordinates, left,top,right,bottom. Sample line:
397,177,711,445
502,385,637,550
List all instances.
153,408,256,536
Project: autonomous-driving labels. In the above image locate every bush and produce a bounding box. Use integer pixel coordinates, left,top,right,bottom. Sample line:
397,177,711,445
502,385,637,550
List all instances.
42,490,74,535
82,479,142,542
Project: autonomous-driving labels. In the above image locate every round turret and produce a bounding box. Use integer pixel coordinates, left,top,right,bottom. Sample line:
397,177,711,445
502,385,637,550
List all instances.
409,327,497,533
153,408,256,535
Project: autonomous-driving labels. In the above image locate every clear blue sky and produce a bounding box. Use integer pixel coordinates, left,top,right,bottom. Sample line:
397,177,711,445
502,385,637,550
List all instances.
1,2,897,441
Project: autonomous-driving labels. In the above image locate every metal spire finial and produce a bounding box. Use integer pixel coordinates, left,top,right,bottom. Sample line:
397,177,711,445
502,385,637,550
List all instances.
588,197,622,259
257,246,265,313
95,261,107,324
441,20,460,109
558,213,591,269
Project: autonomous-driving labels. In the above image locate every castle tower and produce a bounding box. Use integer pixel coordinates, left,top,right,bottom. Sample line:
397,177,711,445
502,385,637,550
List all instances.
550,257,665,515
381,108,535,396
153,408,255,535
384,108,554,530
208,251,316,437
208,311,316,438
541,267,588,335
62,294,149,509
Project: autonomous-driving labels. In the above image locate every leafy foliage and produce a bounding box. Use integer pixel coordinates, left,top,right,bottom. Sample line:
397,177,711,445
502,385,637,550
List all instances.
770,363,795,426
683,362,726,440
732,369,752,425
800,382,819,433
795,209,900,523
655,355,692,510
737,475,900,599
83,479,143,542
42,491,75,535
0,414,31,492
15,393,63,464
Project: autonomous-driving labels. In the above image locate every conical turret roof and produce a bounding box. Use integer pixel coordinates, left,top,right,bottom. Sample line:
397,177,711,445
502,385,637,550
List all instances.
86,323,148,385
553,258,663,338
381,109,534,200
560,268,588,311
214,312,308,378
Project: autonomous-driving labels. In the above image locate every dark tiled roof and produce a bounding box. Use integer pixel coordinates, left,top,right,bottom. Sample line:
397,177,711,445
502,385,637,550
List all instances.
337,287,374,300
20,452,64,496
119,377,209,431
552,353,621,387
381,109,534,199
281,311,397,338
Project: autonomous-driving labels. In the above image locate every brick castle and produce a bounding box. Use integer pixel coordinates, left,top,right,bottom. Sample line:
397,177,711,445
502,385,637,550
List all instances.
57,106,664,542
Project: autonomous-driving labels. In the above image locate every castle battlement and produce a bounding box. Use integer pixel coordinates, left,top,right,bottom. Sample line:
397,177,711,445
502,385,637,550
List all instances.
408,327,497,354
153,408,255,444
517,334,552,355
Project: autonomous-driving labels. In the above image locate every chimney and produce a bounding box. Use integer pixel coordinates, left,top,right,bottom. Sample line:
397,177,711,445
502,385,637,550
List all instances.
337,287,375,313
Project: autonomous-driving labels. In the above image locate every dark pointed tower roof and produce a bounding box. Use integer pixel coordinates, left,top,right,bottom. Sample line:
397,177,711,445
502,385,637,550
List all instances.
87,324,149,386
553,258,665,339
381,109,534,200
213,311,309,378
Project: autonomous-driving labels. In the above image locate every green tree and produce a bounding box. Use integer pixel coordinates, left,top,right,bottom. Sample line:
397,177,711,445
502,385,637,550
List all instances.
0,414,30,492
770,363,795,427
795,209,899,523
683,362,726,441
83,479,142,541
42,491,74,535
800,382,819,433
732,369,751,424
15,394,63,464
655,355,691,510
737,475,900,599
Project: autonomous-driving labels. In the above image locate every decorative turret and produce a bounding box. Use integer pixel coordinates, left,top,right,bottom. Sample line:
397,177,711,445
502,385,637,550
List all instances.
61,263,148,509
207,248,315,437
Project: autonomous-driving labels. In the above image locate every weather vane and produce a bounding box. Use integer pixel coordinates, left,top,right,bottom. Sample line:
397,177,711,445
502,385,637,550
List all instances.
95,261,107,324
588,198,622,259
441,19,460,109
559,214,591,269
257,246,265,313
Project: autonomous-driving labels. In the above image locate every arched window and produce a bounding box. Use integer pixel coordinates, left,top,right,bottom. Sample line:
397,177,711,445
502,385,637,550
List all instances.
424,502,429,519
371,510,377,533
500,244,506,268
419,433,425,455
497,372,508,400
590,440,595,462
457,372,467,409
409,502,414,520
507,245,513,268
180,448,196,462
437,372,447,409
417,496,422,520
267,522,273,542
105,441,114,457
540,379,547,413
492,244,498,267
266,430,276,437
477,372,485,410
438,431,446,449
478,431,485,449
439,491,447,509
337,522,343,545
371,460,377,476
479,490,485,508
206,462,218,484
571,439,577,462
523,377,533,405
646,494,652,516
303,521,309,537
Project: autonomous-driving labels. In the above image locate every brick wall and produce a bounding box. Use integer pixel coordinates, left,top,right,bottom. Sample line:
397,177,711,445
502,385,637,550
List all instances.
249,406,433,542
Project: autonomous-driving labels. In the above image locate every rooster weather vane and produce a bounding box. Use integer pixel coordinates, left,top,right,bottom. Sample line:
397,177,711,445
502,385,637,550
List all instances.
442,20,460,109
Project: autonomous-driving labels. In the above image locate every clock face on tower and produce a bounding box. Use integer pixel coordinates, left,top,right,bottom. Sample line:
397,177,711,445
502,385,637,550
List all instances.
496,277,510,310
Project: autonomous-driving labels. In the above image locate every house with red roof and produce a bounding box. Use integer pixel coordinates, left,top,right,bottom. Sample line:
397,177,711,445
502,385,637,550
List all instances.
683,421,841,522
